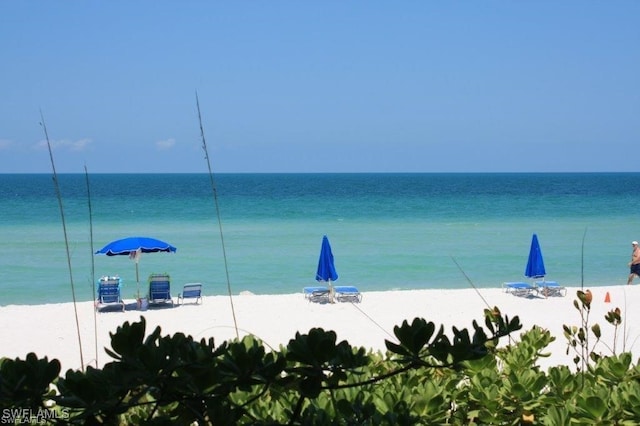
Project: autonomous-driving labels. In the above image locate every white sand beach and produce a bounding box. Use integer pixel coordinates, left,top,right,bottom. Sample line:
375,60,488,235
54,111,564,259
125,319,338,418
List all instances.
1,285,639,373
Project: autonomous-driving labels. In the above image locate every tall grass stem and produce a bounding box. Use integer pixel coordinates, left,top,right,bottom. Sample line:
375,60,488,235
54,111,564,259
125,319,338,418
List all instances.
85,165,98,368
195,93,239,339
40,110,85,370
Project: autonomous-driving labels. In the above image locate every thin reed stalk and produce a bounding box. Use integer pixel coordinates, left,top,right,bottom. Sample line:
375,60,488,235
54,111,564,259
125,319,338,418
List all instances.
195,92,239,338
451,256,520,347
451,255,491,310
40,110,85,370
581,227,587,291
84,165,98,368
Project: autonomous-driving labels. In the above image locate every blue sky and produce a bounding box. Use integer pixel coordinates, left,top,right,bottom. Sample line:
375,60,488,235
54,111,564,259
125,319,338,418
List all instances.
1,2,638,173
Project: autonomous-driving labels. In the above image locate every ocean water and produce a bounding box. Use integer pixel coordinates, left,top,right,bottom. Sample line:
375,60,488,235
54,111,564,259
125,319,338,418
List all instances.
1,173,638,306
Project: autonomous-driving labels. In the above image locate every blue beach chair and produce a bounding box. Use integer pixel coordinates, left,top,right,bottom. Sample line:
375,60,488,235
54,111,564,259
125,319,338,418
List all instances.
334,286,362,303
303,286,331,303
96,276,125,312
502,282,536,298
148,273,174,307
177,283,203,305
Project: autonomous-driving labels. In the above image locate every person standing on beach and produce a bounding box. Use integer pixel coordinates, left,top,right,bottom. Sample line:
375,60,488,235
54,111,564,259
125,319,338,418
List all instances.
628,241,640,285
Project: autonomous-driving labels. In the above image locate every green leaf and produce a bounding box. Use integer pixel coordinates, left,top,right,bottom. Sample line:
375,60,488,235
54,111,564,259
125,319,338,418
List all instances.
582,396,607,419
591,323,601,339
107,317,147,360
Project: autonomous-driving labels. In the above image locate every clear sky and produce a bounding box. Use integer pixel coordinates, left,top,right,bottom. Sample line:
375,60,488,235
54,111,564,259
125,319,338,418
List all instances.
1,1,638,173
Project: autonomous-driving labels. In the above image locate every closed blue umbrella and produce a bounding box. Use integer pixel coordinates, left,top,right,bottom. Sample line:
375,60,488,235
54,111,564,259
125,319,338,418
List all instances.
525,233,546,279
316,235,338,303
316,235,338,282
96,236,176,297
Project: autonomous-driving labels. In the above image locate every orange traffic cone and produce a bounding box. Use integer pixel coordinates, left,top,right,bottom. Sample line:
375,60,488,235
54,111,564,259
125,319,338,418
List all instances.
604,292,611,303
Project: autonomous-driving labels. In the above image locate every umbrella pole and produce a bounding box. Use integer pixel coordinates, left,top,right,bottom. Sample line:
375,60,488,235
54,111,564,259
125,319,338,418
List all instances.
329,280,335,303
135,262,140,299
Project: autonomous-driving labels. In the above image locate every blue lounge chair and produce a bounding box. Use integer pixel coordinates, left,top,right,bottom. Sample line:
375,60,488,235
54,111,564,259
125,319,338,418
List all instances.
148,273,174,307
177,283,203,305
334,286,362,303
502,282,536,297
303,286,331,303
96,276,125,312
534,281,566,297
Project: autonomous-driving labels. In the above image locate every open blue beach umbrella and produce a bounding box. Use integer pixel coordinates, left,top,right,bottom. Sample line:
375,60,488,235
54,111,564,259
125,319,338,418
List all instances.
316,235,338,283
95,237,177,256
525,233,546,279
95,236,176,295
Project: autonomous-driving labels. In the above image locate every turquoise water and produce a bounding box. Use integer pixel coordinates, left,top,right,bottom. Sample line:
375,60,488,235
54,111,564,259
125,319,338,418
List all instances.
1,173,638,306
